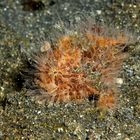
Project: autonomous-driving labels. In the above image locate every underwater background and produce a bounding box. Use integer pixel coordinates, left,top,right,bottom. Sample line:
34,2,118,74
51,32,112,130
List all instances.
0,0,140,139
